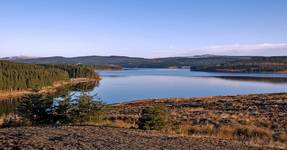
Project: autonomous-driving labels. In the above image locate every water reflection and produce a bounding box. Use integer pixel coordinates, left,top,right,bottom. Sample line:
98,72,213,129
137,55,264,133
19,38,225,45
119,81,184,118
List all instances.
211,76,287,84
94,69,287,103
0,81,99,117
69,81,99,92
0,98,18,116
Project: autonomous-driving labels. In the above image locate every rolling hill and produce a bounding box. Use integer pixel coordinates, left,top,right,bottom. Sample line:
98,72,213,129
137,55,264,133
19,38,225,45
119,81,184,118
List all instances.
3,55,249,68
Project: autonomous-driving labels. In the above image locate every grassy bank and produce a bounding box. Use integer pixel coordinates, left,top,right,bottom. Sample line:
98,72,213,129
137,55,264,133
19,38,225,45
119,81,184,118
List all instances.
109,93,287,149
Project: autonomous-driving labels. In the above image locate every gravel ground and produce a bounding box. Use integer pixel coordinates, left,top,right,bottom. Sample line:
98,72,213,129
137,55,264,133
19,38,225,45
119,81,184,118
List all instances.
0,126,267,150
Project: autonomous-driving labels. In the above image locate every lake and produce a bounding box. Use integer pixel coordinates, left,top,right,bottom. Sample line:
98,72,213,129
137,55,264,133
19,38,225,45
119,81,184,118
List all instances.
2,68,287,116
92,69,287,103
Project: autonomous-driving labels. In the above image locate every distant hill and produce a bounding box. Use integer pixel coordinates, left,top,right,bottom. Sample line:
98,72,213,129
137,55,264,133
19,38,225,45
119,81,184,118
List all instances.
8,55,249,68
8,55,287,72
1,56,38,60
190,54,225,58
190,56,287,73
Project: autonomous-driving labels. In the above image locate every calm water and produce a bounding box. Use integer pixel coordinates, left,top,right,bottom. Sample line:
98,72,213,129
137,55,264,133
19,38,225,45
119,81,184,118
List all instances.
2,69,287,116
91,69,287,103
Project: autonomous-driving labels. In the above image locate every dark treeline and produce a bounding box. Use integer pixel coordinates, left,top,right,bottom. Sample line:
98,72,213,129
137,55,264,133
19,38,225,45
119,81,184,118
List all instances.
0,61,69,91
91,65,122,70
42,64,99,78
0,61,98,91
190,57,287,73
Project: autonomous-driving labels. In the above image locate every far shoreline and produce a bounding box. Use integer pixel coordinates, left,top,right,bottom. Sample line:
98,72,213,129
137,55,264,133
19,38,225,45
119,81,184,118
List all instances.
112,92,287,106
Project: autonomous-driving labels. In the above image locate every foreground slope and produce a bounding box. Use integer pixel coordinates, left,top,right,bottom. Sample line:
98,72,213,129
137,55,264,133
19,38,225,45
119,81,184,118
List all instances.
110,93,287,149
0,93,286,149
0,126,262,150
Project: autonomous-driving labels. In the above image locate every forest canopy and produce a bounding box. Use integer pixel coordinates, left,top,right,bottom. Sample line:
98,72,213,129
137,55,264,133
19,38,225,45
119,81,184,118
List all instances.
0,61,98,91
42,64,99,78
190,57,287,73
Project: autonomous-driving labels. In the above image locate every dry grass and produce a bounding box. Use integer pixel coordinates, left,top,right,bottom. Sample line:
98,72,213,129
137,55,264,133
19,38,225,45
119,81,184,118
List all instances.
188,124,216,136
106,120,135,128
108,93,287,149
232,126,272,142
0,91,31,100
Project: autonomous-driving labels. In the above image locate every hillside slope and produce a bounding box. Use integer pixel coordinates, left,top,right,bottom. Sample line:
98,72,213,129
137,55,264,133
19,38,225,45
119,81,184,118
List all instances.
0,126,264,150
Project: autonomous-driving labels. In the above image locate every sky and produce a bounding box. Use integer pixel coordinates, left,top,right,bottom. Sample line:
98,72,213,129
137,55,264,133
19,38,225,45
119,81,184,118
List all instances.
0,0,287,58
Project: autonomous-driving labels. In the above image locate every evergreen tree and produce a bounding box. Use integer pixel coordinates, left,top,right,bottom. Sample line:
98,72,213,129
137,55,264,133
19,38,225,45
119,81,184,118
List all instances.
17,94,54,125
0,61,99,91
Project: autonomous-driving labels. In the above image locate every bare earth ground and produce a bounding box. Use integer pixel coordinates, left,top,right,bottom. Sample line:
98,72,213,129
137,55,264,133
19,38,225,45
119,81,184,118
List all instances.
0,126,264,150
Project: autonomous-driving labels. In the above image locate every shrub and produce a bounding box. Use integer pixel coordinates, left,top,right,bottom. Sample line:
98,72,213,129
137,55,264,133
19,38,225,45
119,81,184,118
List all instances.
17,94,54,125
68,94,107,124
137,104,169,130
14,93,107,126
1,115,31,128
1,116,21,128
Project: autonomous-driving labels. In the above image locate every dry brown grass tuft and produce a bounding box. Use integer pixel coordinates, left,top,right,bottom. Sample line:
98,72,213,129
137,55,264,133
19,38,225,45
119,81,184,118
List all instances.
232,126,272,143
188,124,216,136
272,131,287,143
107,120,135,128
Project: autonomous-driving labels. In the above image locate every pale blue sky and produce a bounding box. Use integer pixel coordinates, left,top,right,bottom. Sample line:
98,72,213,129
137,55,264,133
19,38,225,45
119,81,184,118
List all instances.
0,0,287,58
